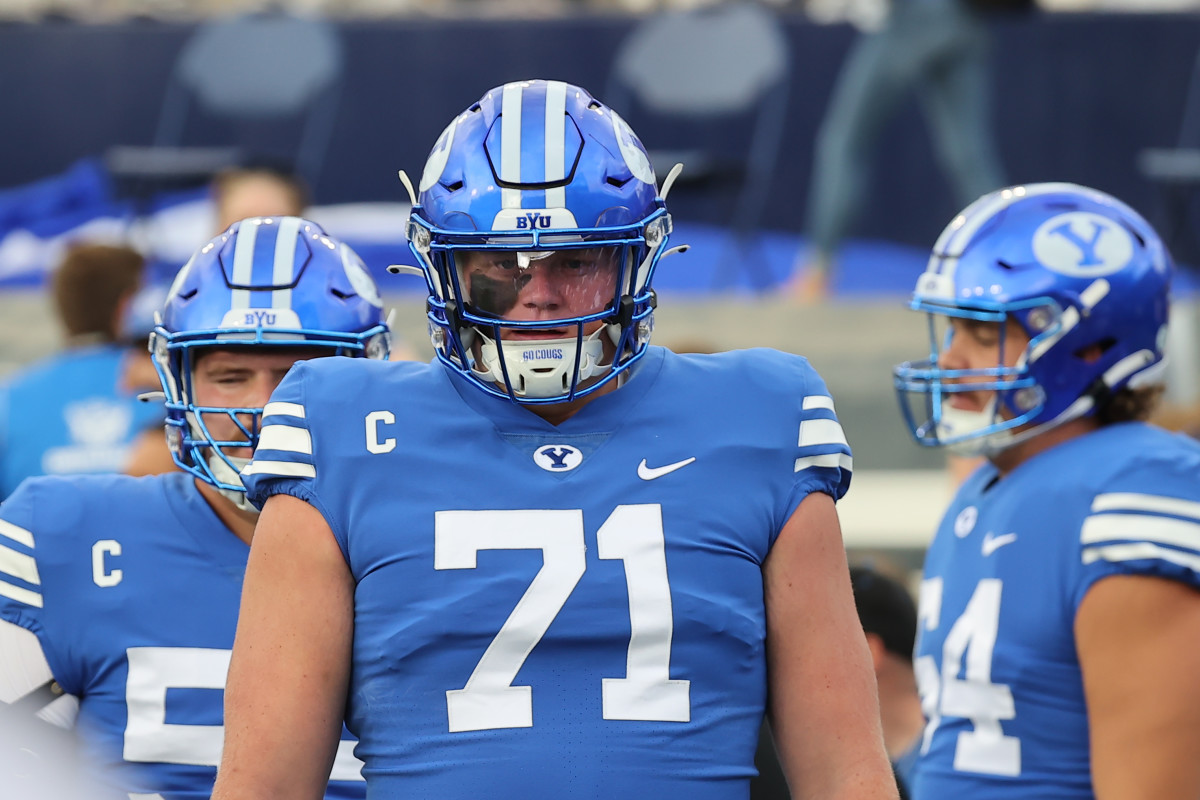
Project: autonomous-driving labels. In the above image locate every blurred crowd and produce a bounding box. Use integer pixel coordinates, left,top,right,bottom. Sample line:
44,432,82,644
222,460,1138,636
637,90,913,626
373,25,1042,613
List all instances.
2,0,1199,24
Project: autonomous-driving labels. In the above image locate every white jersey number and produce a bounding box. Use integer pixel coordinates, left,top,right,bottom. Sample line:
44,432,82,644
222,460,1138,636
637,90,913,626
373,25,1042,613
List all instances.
434,504,690,733
123,646,364,781
916,578,1021,776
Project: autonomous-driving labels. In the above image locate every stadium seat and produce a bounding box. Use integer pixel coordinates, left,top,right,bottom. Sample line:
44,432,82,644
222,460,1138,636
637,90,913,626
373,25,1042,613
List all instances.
605,2,791,291
108,10,344,195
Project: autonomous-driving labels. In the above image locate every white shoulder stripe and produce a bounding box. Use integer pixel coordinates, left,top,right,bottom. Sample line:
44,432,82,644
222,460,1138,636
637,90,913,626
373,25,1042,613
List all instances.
795,452,854,473
1083,541,1200,572
263,401,306,419
802,395,835,411
241,460,317,479
0,519,33,548
0,579,42,609
1081,514,1200,553
1092,492,1200,522
257,424,313,456
799,418,848,448
0,542,40,587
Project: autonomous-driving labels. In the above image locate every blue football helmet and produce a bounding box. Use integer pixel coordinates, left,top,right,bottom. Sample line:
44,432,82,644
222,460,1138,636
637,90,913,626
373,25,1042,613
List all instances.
894,183,1171,456
151,216,391,508
406,79,672,404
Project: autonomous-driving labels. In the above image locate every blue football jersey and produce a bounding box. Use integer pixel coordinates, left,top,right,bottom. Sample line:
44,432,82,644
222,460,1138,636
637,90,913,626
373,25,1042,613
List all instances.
0,471,365,800
911,423,1200,799
0,345,164,499
242,346,853,800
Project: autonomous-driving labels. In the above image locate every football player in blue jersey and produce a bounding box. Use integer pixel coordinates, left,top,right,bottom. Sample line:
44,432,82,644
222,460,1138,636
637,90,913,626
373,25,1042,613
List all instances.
893,183,1200,799
213,80,898,800
0,216,389,799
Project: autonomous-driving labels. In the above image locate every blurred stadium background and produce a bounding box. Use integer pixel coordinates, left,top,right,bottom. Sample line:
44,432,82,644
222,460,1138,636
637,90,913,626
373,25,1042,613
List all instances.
2,0,1200,569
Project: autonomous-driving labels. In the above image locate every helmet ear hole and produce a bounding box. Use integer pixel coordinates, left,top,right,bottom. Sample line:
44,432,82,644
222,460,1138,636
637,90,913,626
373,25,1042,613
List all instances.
1074,338,1116,364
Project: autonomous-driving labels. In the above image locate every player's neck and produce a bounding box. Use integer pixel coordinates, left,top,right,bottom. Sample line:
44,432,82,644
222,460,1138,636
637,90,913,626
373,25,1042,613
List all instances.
989,416,1098,476
194,478,258,545
523,372,623,426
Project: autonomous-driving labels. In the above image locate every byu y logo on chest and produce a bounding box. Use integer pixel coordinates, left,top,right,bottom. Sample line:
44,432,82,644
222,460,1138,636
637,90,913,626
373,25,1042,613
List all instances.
533,444,583,472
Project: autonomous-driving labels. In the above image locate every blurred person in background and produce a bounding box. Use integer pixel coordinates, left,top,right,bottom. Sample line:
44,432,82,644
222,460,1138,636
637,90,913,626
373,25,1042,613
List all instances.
893,183,1200,798
211,163,309,232
789,0,1023,303
0,243,163,498
0,216,390,799
850,564,922,798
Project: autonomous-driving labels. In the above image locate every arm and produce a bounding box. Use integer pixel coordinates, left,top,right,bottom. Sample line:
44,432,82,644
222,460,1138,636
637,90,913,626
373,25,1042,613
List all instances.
1076,574,1200,799
764,491,899,800
212,494,354,800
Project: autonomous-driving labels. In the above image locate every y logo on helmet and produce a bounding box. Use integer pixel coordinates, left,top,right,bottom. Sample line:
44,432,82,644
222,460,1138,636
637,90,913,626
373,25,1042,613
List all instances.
534,445,583,472
1032,212,1134,277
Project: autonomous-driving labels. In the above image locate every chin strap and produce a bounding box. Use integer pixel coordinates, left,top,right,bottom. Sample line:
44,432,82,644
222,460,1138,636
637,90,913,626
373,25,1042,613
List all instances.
937,386,1094,458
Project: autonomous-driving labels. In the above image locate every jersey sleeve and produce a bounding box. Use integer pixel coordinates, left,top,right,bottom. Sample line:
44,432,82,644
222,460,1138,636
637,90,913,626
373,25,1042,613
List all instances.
0,482,49,631
785,360,853,509
1072,458,1200,610
0,480,73,692
241,363,346,555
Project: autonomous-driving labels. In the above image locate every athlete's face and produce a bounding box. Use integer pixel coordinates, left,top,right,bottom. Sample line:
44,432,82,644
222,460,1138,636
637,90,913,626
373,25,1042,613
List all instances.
457,247,620,340
937,316,1029,414
190,348,325,457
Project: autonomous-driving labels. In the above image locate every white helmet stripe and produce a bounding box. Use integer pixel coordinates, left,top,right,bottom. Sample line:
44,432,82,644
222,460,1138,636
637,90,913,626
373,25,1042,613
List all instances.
230,219,259,309
271,216,302,309
1027,278,1110,363
500,82,524,209
544,80,568,209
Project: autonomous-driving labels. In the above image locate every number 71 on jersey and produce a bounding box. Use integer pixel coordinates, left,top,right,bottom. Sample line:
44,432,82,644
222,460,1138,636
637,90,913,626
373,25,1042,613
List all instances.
435,504,691,733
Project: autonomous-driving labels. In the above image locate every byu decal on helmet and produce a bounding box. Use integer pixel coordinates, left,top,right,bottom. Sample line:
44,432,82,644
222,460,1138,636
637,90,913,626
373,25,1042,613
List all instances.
894,183,1171,456
151,216,390,508
405,79,672,405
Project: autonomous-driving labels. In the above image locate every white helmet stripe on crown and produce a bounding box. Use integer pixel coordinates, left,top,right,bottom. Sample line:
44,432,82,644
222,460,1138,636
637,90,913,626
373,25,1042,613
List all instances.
544,80,568,209
230,217,259,309
270,215,302,309
500,82,524,209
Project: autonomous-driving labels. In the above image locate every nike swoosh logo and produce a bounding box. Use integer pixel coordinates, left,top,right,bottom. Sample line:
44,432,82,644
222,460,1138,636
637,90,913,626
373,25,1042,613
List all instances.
981,532,1018,557
638,457,696,481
